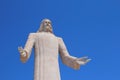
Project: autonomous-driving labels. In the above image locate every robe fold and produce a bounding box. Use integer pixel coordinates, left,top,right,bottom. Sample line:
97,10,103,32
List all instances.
21,32,80,80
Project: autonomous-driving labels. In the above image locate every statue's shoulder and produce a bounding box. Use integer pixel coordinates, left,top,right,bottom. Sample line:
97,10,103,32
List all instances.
57,37,62,39
29,33,36,36
28,33,38,38
57,37,63,41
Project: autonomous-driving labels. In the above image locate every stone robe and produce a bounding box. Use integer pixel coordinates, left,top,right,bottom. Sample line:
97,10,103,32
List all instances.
21,32,80,80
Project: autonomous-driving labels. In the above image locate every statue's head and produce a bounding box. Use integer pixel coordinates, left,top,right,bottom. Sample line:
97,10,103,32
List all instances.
37,19,53,33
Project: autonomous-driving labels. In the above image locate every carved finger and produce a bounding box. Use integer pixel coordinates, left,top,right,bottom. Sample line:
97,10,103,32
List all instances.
85,59,91,63
77,56,88,61
81,56,88,59
76,60,86,65
18,47,22,51
18,47,24,53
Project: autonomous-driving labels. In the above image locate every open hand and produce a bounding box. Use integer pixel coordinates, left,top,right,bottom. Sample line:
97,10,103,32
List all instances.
18,46,26,57
75,56,91,65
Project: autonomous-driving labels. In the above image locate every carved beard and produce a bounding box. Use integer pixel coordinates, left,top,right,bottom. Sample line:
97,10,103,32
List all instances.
42,25,53,33
38,25,53,33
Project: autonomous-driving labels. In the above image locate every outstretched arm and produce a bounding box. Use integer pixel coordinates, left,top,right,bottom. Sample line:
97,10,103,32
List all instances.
18,33,35,63
58,38,91,70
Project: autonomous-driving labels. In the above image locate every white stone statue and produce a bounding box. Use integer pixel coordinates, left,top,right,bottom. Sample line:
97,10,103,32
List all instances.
18,19,91,80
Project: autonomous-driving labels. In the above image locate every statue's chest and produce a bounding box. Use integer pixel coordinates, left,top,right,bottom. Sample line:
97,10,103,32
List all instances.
35,33,58,48
34,33,59,57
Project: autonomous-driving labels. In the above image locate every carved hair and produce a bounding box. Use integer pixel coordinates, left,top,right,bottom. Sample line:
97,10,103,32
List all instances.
37,19,53,33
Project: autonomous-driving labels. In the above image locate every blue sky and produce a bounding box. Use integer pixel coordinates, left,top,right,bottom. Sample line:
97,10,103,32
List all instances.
0,0,120,80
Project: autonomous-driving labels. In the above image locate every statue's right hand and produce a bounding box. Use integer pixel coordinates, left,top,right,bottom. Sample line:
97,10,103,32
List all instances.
18,47,24,53
18,46,26,57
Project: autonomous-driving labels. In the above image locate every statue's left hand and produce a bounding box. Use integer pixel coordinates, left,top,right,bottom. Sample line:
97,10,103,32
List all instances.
75,56,91,65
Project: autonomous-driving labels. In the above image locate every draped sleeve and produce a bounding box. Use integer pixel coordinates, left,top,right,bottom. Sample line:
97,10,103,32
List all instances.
58,37,80,70
20,33,35,62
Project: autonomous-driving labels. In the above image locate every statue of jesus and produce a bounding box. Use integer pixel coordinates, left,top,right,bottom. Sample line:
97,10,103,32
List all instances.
18,19,91,80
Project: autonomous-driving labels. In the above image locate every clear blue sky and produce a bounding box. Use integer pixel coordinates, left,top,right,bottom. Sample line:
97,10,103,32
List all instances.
0,0,120,80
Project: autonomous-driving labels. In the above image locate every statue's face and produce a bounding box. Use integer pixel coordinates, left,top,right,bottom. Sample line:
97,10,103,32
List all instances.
41,19,53,33
43,19,52,29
